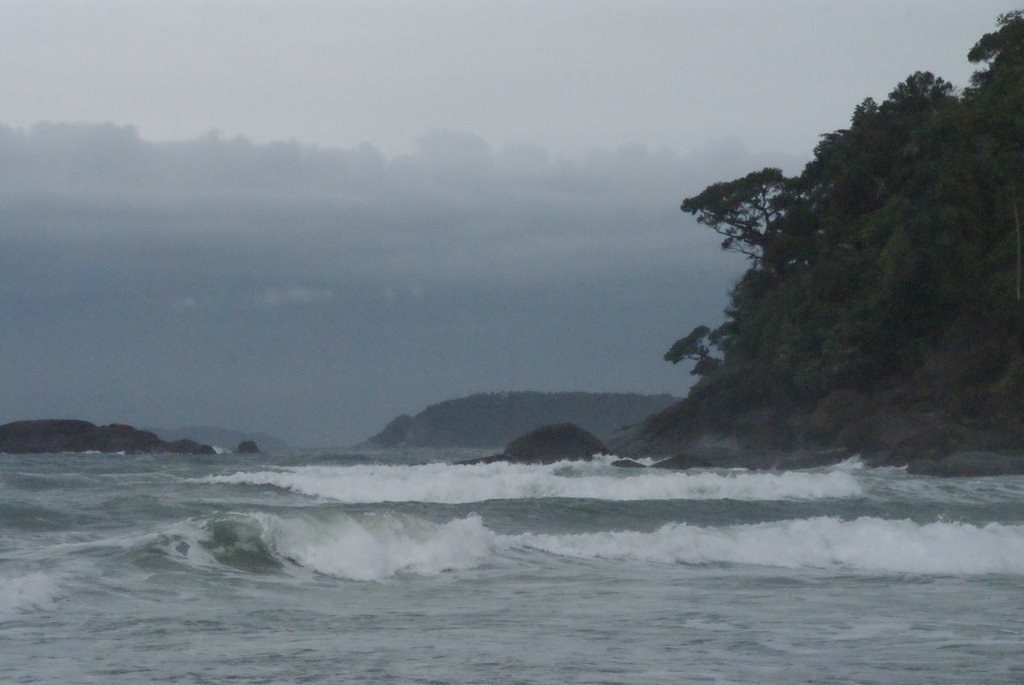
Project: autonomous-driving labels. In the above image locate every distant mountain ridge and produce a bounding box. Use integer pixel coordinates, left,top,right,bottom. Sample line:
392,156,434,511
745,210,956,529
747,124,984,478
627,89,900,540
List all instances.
361,392,680,448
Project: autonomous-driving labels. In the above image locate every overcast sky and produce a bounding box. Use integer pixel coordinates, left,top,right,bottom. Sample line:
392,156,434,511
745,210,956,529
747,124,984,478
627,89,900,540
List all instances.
0,2,1017,446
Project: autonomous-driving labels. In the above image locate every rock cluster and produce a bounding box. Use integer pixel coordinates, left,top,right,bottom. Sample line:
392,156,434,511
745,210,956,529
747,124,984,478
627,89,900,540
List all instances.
0,420,215,455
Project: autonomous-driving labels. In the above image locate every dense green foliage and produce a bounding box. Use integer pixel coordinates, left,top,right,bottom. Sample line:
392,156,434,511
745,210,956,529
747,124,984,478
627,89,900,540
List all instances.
672,13,1024,415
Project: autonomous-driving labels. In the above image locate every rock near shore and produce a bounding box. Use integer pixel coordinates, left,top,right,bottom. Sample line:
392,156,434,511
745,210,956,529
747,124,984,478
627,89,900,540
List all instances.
605,357,1024,472
457,423,609,465
0,419,216,455
906,451,1024,477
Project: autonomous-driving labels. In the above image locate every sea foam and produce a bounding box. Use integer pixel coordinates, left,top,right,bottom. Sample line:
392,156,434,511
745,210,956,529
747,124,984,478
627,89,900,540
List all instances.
509,516,1024,575
0,572,60,616
200,460,863,503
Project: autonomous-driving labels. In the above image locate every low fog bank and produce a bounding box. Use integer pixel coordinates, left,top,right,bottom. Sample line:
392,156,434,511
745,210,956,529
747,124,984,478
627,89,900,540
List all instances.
0,123,794,445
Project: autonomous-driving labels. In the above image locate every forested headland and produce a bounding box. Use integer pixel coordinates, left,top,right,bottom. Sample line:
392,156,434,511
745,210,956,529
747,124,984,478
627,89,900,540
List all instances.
616,13,1024,463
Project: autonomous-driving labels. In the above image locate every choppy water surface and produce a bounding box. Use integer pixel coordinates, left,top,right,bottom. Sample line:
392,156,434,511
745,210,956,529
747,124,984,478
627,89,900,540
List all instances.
1,450,1022,684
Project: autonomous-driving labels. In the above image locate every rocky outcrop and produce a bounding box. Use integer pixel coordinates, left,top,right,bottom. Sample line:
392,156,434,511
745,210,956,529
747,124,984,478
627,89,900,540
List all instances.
163,439,217,455
505,424,609,463
457,423,609,465
236,440,261,454
607,355,1024,472
0,420,215,455
906,451,1024,477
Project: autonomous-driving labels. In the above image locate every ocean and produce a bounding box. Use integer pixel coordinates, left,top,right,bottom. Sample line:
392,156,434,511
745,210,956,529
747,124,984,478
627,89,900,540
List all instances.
1,449,1022,684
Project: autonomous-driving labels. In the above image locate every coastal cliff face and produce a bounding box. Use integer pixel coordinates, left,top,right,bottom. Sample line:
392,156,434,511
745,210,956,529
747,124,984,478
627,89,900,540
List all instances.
362,392,678,448
0,420,216,455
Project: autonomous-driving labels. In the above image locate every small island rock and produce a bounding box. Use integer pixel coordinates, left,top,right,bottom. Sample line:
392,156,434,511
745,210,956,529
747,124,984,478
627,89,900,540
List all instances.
236,440,261,454
164,439,216,455
457,423,608,465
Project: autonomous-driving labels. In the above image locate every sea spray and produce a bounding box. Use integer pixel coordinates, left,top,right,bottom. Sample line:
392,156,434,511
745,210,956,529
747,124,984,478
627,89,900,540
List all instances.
0,572,60,616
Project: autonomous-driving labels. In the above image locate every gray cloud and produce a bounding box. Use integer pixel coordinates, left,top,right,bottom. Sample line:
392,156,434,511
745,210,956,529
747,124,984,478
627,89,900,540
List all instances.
1,1,1014,158
257,287,335,308
1,123,791,445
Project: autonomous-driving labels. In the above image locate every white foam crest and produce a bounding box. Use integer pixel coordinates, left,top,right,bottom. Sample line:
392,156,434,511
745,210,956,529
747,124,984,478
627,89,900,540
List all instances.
507,517,1024,575
199,462,862,503
833,456,865,471
248,512,495,581
0,572,60,616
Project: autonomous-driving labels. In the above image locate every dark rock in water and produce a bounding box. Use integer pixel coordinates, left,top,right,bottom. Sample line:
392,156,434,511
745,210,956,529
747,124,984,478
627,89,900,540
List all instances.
147,425,287,451
0,419,215,455
504,423,609,464
236,440,261,454
456,423,609,465
164,439,216,455
906,451,1024,477
611,458,646,468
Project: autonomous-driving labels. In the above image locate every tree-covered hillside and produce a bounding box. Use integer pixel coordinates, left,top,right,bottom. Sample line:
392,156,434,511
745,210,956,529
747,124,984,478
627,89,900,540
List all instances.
637,13,1024,459
362,391,679,448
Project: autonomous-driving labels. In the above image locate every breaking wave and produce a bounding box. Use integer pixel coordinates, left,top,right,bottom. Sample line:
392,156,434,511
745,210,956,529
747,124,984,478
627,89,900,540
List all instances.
149,511,1024,581
172,511,495,581
199,460,863,503
509,516,1024,575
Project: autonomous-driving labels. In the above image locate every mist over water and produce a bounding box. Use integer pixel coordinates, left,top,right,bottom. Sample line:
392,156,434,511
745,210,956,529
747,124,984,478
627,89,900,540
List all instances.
2,450,1022,683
